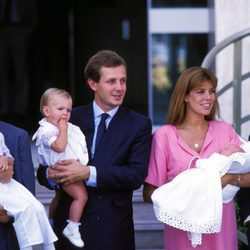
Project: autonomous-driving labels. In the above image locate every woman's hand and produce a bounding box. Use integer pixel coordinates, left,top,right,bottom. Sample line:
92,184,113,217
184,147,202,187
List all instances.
48,159,90,186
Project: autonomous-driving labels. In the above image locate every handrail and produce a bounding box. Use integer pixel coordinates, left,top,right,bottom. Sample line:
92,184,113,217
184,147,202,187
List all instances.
201,27,250,68
201,27,250,247
201,27,250,135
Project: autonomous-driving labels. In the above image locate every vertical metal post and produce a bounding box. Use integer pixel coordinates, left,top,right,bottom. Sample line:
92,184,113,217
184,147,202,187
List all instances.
233,40,242,134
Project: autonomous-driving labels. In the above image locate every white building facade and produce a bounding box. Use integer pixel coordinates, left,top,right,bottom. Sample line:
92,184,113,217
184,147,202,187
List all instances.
148,0,250,139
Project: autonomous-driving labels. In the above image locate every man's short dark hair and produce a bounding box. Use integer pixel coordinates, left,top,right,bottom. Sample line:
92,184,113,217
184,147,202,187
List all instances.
84,50,127,83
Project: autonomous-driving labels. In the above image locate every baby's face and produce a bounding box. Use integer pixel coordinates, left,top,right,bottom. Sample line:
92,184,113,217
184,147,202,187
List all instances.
43,94,72,127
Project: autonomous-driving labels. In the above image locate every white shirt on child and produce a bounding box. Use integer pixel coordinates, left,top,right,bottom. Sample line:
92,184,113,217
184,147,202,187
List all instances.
32,118,89,166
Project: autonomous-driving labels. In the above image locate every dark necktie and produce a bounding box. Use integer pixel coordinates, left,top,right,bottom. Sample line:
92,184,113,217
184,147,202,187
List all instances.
95,113,109,153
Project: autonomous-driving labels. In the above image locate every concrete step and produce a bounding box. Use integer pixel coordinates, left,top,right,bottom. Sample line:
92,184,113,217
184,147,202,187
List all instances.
133,188,164,249
35,182,165,250
135,219,164,249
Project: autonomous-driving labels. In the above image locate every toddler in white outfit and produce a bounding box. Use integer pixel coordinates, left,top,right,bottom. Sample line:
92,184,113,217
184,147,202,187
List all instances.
0,132,57,250
33,88,89,248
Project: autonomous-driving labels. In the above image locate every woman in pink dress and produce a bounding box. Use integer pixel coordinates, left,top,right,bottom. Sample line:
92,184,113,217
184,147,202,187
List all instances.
143,66,249,250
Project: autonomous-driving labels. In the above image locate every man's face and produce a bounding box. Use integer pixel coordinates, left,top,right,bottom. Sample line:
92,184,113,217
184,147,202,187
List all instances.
88,66,127,112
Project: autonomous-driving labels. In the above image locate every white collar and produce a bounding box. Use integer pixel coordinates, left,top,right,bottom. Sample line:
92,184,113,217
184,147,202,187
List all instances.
93,101,119,119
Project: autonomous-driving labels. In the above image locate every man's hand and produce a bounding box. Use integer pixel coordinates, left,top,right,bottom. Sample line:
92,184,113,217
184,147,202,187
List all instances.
48,159,90,185
0,205,10,223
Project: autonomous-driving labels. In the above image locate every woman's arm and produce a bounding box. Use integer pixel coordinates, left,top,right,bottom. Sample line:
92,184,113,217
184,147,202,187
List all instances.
143,183,157,203
221,172,250,188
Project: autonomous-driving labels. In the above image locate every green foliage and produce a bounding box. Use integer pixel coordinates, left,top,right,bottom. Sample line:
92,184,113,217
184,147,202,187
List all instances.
236,201,248,250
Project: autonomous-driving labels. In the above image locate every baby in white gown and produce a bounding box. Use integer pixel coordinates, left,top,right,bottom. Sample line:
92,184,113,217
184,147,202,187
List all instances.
0,132,57,250
152,142,250,248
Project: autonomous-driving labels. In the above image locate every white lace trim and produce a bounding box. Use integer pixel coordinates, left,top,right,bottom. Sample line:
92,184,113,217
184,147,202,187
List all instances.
154,205,221,248
187,232,202,248
153,205,221,234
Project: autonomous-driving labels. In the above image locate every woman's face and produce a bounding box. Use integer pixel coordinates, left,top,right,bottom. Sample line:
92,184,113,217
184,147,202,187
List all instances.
185,81,216,117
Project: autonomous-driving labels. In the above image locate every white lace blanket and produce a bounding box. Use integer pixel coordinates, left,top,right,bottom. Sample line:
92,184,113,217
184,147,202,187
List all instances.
152,144,250,248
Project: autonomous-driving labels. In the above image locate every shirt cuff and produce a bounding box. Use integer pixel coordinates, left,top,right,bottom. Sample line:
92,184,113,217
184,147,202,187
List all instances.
85,166,97,187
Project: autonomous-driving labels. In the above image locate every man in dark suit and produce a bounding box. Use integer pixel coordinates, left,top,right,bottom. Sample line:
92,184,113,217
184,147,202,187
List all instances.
0,121,35,250
37,50,152,250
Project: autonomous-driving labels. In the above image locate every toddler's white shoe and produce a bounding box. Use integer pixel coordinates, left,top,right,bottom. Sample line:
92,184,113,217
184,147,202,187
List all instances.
63,223,84,248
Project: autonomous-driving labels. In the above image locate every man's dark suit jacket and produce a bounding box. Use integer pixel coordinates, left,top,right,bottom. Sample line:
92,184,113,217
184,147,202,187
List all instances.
0,121,35,250
37,104,152,250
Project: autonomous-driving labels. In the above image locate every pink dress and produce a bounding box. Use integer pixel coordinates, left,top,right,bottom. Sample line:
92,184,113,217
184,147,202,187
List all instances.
145,121,240,250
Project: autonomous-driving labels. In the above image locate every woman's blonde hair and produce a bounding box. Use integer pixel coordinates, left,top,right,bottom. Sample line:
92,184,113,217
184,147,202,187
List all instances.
166,67,219,125
40,88,72,116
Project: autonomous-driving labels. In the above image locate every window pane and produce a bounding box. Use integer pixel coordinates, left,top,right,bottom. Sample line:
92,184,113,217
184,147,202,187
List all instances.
152,34,208,125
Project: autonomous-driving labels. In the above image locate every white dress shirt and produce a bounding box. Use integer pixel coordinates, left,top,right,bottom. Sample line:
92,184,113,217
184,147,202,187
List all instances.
87,101,119,187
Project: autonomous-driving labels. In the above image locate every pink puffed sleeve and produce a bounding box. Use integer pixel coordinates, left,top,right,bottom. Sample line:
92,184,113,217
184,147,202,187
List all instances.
144,127,169,187
209,121,241,151
228,124,241,146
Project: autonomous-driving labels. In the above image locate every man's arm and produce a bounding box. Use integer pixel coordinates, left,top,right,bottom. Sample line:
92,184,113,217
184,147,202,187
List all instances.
48,116,152,191
96,117,152,191
36,164,57,190
47,159,90,185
